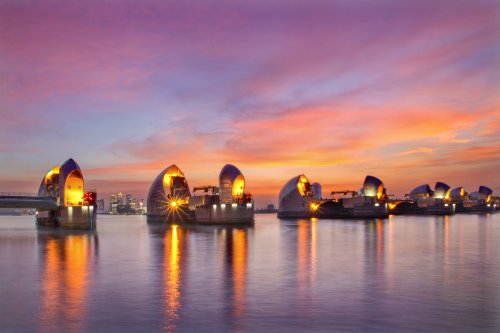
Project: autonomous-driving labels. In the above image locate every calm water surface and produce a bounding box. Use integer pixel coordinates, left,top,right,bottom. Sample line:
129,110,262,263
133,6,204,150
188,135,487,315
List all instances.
0,214,499,332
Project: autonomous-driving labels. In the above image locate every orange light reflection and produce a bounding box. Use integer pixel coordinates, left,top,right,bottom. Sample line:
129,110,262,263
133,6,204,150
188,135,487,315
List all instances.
164,225,182,333
39,235,90,332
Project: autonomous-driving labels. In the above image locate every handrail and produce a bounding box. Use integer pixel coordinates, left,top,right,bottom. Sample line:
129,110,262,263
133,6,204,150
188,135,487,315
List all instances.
0,192,55,200
0,192,40,197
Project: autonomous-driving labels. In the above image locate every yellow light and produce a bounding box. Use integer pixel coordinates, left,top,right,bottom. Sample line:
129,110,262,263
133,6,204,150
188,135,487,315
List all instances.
388,203,397,210
310,203,319,211
65,170,84,207
232,175,245,198
164,174,172,186
170,201,178,208
297,175,310,196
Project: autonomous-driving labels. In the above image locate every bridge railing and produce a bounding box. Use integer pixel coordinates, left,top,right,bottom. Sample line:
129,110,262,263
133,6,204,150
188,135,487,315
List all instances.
0,192,39,197
0,192,52,200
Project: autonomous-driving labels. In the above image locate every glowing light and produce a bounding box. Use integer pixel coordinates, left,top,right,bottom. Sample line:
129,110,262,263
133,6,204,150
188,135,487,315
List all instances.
374,203,380,207
163,195,188,220
309,203,319,211
297,175,310,196
163,165,184,187
246,203,252,208
232,175,245,198
388,203,397,210
45,166,61,182
65,170,84,207
444,203,449,207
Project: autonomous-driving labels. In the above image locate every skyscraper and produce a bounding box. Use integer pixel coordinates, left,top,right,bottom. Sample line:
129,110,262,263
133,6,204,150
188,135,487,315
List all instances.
97,199,105,213
110,194,118,214
117,192,124,206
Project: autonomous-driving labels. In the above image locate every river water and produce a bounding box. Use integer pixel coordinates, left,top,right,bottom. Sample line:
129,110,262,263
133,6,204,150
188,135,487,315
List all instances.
0,214,499,332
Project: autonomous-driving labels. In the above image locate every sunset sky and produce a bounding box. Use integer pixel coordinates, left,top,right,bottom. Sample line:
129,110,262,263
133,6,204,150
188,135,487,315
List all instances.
1,0,499,206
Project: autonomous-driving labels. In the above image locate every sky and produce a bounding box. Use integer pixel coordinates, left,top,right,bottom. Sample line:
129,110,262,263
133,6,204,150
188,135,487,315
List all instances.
1,0,499,207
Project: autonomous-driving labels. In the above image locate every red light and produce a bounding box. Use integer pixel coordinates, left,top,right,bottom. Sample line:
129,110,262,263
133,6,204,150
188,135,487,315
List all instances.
84,191,97,206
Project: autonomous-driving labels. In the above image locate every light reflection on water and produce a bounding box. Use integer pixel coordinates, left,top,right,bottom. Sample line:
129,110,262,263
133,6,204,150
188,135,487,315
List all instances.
37,231,98,332
0,214,499,332
164,225,181,332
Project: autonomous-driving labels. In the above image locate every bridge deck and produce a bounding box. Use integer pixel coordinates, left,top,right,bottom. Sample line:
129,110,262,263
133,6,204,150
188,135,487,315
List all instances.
0,196,58,210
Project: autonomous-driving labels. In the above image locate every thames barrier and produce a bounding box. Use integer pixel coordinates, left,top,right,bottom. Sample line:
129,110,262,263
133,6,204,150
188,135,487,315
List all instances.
0,158,96,229
0,159,497,230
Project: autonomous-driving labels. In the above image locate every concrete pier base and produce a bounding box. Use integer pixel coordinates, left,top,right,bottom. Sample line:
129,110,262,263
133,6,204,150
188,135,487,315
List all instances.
36,206,97,230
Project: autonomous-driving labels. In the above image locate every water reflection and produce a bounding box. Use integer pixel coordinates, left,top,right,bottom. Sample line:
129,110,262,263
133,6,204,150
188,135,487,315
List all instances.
365,219,386,277
279,218,318,316
217,227,249,323
434,215,451,283
149,224,188,332
163,225,186,332
0,214,496,332
148,223,251,332
297,218,317,303
359,218,392,330
37,230,98,332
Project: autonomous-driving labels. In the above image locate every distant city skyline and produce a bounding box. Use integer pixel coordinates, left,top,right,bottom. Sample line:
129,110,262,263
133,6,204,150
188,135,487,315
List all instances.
1,0,499,207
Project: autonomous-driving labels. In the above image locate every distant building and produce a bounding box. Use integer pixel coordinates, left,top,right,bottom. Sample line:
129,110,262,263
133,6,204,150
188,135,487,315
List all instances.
138,199,145,214
312,183,322,200
254,203,277,214
97,199,105,213
110,194,118,214
116,204,127,214
117,192,123,206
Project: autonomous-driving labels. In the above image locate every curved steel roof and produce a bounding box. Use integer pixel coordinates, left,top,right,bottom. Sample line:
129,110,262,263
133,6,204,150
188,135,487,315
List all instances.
434,182,451,199
479,186,493,196
410,184,432,195
147,164,191,216
279,174,308,202
450,187,465,198
362,175,384,197
60,158,82,178
219,164,243,183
